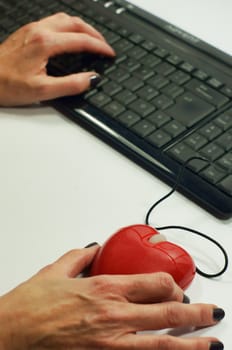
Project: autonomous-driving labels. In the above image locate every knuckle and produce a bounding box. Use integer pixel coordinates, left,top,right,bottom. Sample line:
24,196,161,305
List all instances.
23,28,51,51
22,21,38,34
95,303,114,323
164,303,182,328
199,305,211,324
156,335,175,350
54,11,70,21
90,275,117,295
157,272,175,295
73,32,90,50
30,31,49,47
71,16,84,28
83,301,122,332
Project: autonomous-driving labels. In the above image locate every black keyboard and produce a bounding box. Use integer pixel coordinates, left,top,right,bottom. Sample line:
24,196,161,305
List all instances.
1,0,232,219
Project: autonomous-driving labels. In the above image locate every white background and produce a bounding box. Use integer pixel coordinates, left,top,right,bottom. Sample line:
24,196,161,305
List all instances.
0,0,231,346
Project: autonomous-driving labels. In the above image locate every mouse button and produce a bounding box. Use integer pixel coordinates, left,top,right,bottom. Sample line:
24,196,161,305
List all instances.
133,224,159,238
175,254,196,272
157,241,187,260
116,225,146,243
174,256,196,290
148,233,167,244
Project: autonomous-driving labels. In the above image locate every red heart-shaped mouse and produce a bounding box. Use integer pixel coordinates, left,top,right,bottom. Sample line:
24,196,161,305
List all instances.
90,224,196,290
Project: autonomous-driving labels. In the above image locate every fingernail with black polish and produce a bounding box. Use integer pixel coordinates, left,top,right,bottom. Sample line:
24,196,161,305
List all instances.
213,308,225,322
84,242,99,248
182,294,190,304
210,341,224,350
90,74,102,88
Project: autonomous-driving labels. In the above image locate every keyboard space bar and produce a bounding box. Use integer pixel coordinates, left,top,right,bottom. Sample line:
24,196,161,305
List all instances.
166,92,215,127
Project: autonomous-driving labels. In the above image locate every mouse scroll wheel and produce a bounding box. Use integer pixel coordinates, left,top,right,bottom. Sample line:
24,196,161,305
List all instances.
148,234,167,244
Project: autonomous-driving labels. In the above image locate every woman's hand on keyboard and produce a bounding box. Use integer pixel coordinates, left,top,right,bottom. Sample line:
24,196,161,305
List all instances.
0,12,115,106
0,245,224,350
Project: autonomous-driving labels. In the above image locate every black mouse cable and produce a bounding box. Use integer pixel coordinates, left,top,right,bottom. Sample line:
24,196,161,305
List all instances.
145,156,229,278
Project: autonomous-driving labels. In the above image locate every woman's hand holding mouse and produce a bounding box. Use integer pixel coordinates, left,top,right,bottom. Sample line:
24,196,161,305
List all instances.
0,245,224,350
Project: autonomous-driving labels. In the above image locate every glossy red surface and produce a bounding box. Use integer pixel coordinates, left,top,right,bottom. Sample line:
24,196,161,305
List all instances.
90,225,196,289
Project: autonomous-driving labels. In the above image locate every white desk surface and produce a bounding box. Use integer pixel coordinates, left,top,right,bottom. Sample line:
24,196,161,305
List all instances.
0,0,231,346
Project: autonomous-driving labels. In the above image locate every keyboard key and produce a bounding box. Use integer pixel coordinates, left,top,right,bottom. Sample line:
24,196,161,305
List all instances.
188,158,208,172
186,79,229,108
216,152,232,172
148,75,169,89
207,78,223,89
193,70,209,81
129,99,156,118
121,59,141,72
114,55,127,64
142,41,157,51
134,66,154,81
200,165,227,184
180,62,195,73
184,132,208,150
117,27,131,37
214,112,232,131
167,143,196,163
167,93,215,127
216,131,232,151
103,101,125,118
129,33,144,44
132,120,156,137
169,70,191,85
221,85,232,98
154,62,176,76
142,54,161,68
102,81,122,96
200,142,224,161
137,85,159,101
219,175,232,196
163,120,186,138
106,68,130,83
154,47,169,58
115,90,137,105
162,83,184,98
114,39,134,53
123,77,144,92
147,111,171,127
200,122,222,141
128,46,147,60
152,94,174,110
105,30,121,45
118,110,141,127
166,54,182,66
147,130,171,148
88,92,111,107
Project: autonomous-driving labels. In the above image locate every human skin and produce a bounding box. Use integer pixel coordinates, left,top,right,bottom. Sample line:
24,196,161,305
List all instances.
0,245,224,350
0,13,115,106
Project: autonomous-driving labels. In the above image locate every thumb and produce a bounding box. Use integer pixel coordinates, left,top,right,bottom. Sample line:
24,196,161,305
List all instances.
39,245,100,278
39,71,101,101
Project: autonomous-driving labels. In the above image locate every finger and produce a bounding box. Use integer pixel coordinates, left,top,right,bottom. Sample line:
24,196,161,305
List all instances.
35,71,101,101
119,333,222,350
39,245,100,278
39,13,106,41
95,272,185,304
48,32,115,57
126,302,224,331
